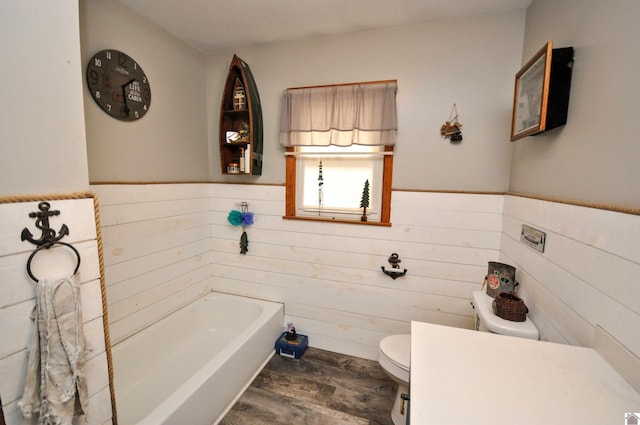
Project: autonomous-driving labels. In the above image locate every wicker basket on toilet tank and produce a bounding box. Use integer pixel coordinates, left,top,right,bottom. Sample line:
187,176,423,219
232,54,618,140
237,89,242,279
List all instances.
493,292,528,322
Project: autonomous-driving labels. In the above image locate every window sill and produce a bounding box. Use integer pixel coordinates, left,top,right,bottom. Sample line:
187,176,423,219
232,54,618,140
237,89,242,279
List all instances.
282,215,391,227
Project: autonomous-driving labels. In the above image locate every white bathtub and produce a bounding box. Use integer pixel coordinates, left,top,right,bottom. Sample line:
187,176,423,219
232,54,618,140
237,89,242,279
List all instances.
111,292,284,425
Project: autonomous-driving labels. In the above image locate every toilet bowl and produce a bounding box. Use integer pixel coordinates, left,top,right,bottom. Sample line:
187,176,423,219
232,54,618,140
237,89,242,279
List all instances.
378,334,410,425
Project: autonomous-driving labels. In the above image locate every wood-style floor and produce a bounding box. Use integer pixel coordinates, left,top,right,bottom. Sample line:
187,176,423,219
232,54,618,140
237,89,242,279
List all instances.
219,347,398,425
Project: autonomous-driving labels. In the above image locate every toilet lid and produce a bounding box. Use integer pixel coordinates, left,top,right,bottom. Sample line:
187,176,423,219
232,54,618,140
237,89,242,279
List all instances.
380,334,411,370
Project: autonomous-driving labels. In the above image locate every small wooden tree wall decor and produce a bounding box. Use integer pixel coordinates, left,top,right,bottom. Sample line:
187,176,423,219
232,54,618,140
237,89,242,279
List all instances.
360,179,370,222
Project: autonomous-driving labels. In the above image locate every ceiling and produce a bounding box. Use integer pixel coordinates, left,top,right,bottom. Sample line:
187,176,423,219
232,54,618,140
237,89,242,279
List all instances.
116,0,532,54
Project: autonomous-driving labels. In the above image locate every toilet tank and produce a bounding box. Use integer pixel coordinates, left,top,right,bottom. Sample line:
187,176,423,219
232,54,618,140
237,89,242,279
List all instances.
471,290,539,340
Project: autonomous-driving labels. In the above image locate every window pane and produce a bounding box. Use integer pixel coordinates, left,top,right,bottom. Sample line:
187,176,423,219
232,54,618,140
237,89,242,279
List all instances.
296,146,382,218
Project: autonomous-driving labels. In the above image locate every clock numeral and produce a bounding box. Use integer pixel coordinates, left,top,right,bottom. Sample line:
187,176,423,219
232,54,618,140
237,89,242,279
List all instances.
142,76,147,84
133,62,138,70
95,90,101,99
143,104,148,111
134,111,140,118
88,70,99,86
106,51,112,60
107,104,112,111
94,58,102,67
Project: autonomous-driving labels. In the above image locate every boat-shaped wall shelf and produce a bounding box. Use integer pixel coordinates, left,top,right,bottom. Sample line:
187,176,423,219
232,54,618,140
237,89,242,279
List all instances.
219,55,263,176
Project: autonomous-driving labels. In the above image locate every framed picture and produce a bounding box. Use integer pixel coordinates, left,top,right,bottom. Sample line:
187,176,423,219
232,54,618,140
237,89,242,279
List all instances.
511,41,554,141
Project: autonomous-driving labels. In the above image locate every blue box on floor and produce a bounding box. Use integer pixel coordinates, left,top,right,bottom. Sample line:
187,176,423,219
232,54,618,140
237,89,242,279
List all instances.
275,332,308,359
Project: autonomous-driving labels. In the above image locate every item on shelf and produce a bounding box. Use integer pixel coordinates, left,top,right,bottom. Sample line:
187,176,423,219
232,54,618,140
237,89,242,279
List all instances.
233,78,246,110
226,131,240,144
227,163,240,174
238,122,249,142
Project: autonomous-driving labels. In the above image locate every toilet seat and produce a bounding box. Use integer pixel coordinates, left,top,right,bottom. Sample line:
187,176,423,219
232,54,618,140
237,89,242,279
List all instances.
378,334,410,383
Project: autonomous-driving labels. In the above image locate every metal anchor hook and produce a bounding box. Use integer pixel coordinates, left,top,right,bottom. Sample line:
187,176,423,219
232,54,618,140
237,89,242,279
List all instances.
381,252,408,280
21,201,70,246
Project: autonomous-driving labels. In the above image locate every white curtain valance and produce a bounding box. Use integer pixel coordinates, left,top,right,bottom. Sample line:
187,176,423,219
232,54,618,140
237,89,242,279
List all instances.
279,80,398,147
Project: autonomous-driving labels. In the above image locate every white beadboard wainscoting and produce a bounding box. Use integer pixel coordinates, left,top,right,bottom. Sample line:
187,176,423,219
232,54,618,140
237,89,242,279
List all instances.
501,195,640,388
92,183,503,360
0,198,113,425
208,185,504,359
91,183,640,380
93,184,212,345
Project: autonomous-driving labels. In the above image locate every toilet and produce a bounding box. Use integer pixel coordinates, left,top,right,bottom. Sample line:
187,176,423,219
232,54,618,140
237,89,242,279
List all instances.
377,290,539,425
377,334,410,425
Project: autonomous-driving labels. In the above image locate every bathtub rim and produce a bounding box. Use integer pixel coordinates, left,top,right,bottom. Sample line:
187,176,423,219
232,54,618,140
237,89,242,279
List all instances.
112,290,284,425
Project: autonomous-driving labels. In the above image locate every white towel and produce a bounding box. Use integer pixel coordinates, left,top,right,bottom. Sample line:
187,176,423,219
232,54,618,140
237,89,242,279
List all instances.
19,277,89,424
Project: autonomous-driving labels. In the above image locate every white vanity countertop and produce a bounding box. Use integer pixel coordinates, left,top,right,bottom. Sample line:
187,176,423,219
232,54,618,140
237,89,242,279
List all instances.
410,321,640,425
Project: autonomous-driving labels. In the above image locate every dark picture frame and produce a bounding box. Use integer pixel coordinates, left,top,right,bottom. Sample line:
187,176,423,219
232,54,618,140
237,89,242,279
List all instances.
510,40,574,142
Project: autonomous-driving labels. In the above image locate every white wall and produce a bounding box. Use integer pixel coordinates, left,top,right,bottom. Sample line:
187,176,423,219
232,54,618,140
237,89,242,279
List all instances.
92,184,212,344
0,2,111,423
500,195,640,385
80,0,209,183
509,0,640,209
207,11,526,190
0,1,89,196
209,185,504,359
0,199,112,425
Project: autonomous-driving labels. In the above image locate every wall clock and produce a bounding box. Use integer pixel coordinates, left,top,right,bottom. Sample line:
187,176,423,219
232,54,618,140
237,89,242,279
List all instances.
86,49,151,121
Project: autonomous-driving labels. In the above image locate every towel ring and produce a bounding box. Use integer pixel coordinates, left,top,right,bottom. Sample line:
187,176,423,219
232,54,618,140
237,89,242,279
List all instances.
26,242,81,283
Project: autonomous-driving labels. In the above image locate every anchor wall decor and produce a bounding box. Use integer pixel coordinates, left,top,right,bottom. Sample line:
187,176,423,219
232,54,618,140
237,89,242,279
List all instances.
21,201,69,246
381,252,407,280
21,201,81,282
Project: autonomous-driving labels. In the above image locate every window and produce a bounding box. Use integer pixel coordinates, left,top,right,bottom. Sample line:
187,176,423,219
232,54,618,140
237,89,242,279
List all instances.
285,145,393,224
291,144,392,221
280,80,397,225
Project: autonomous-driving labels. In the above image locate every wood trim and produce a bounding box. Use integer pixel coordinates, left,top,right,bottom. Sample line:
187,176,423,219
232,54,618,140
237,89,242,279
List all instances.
392,188,506,195
380,145,394,223
90,181,211,185
286,79,397,90
283,215,392,227
507,192,640,216
285,147,296,217
91,181,286,186
91,183,639,216
392,188,640,216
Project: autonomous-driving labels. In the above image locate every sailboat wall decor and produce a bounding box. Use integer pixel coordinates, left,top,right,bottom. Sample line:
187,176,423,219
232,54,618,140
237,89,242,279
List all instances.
219,55,263,175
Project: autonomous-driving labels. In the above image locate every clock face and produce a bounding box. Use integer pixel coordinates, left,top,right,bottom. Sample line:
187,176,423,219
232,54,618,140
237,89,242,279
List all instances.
86,49,151,121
